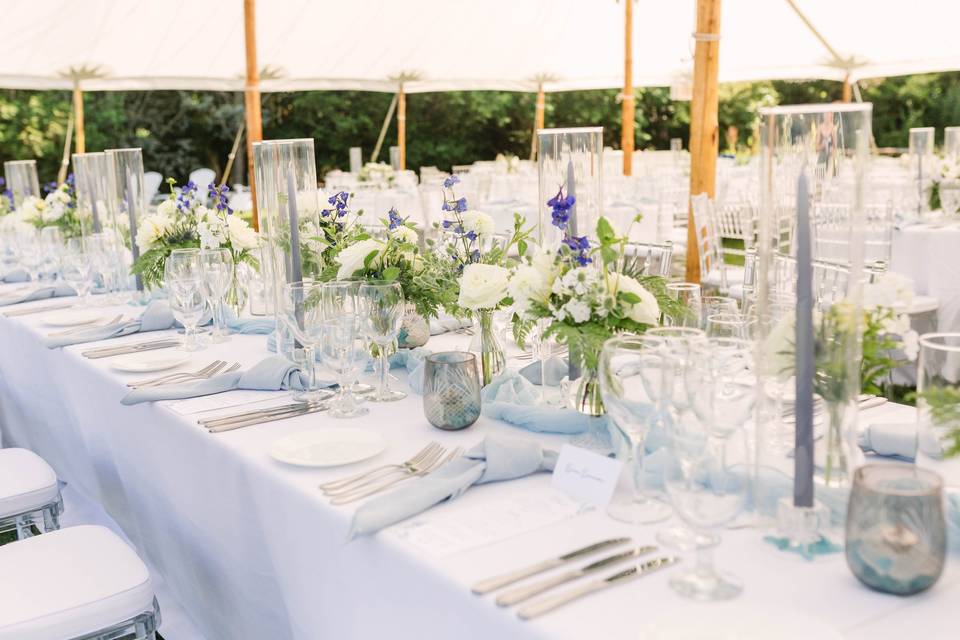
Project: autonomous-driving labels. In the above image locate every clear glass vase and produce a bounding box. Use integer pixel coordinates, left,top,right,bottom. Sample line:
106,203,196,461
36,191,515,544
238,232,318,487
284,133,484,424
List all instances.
472,309,505,386
567,363,605,417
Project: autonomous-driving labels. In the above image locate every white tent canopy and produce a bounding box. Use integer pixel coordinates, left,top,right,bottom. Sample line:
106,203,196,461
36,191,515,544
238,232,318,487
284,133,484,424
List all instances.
1,0,958,93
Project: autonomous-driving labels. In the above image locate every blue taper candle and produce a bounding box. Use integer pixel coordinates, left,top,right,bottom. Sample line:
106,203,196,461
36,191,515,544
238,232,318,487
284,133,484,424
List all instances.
794,170,814,508
126,168,143,291
565,159,580,381
88,173,102,234
286,163,303,285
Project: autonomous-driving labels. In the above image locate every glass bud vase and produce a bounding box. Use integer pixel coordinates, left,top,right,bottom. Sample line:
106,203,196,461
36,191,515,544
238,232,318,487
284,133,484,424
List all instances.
473,309,505,386
567,358,605,417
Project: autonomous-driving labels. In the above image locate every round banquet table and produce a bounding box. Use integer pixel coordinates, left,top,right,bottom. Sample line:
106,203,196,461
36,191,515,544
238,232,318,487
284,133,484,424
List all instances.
0,285,956,640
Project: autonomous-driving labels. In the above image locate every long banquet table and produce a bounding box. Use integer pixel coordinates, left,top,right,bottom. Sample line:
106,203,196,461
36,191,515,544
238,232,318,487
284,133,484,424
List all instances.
0,287,957,640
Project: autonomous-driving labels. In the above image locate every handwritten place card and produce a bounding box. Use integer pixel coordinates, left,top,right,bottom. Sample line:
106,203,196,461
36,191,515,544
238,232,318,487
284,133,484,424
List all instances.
551,444,623,507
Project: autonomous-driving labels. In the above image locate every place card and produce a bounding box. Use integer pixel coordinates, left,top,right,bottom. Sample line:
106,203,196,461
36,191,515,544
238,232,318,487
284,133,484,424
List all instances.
550,444,623,507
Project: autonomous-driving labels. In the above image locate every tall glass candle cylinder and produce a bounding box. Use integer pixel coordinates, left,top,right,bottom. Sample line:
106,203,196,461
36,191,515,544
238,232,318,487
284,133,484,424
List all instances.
537,127,604,248
72,152,118,239
909,127,935,217
349,147,363,173
3,159,40,207
755,104,871,516
944,126,960,159
107,148,146,293
389,146,401,171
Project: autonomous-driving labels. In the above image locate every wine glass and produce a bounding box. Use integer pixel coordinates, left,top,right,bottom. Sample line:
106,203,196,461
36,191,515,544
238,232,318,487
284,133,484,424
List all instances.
358,281,406,402
280,282,328,403
687,338,756,439
665,282,702,328
200,248,234,343
319,281,370,417
165,249,205,352
61,252,93,306
599,335,673,524
702,295,739,323
39,227,64,281
17,226,44,284
705,313,756,339
663,427,749,600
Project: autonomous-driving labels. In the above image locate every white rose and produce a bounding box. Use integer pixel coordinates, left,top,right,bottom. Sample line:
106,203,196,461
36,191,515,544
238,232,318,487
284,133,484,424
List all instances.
458,263,510,310
157,199,178,218
391,225,419,245
197,218,225,249
562,298,592,323
508,264,551,316
460,210,496,236
226,215,259,250
136,213,173,251
612,275,661,325
17,196,44,222
41,198,65,223
336,238,384,279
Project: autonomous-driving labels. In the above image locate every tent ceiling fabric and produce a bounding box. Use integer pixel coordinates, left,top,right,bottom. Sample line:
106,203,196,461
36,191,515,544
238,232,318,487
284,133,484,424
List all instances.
1,0,958,93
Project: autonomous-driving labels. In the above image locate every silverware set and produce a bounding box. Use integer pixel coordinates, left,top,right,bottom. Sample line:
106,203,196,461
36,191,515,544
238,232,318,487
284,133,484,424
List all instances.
82,338,182,359
319,442,462,504
127,360,241,389
47,314,125,338
3,302,74,317
471,538,679,619
200,400,331,433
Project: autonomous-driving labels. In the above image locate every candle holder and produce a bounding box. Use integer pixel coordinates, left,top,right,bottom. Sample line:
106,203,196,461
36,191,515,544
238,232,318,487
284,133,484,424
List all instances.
754,104,871,531
536,127,604,249
908,127,936,217
349,147,363,174
764,496,839,560
106,148,146,298
944,126,960,160
3,159,40,207
252,139,323,337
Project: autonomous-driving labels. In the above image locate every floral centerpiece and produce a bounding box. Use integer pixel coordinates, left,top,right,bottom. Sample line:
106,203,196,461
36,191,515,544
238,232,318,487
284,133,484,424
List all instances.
860,272,919,396
933,155,960,214
0,178,14,217
437,174,532,383
357,161,396,187
131,179,259,293
4,176,84,238
510,214,680,415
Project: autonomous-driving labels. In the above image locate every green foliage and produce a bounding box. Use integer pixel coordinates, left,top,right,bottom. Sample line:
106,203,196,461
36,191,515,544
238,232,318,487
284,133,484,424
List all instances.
916,386,960,458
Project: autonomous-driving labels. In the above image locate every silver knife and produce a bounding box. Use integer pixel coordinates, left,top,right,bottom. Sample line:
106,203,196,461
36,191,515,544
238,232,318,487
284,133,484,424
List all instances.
206,402,329,433
3,302,74,317
199,400,325,427
517,556,682,620
496,545,657,607
82,339,181,359
471,538,631,595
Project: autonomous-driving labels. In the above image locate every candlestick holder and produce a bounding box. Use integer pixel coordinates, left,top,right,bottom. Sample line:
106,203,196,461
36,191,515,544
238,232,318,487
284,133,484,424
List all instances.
536,127,604,249
908,127,935,217
2,159,40,207
764,496,839,560
107,148,146,298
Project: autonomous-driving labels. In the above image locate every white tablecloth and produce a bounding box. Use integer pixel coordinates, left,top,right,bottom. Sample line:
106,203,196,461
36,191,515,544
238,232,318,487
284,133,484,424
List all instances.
0,290,956,640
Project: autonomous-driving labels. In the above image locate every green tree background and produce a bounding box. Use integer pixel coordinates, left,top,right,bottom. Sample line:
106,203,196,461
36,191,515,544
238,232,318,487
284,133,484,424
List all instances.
2,72,959,185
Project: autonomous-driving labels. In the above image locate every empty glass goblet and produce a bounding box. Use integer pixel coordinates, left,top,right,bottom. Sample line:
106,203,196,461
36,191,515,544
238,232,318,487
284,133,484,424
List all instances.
281,281,328,403
165,249,205,352
665,282,702,328
61,253,93,306
319,317,371,418
200,248,234,343
358,281,406,402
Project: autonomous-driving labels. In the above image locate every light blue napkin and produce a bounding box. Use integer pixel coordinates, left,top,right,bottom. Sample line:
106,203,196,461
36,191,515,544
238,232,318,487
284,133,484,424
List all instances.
349,436,558,538
429,315,472,335
859,423,917,461
518,356,568,386
121,355,311,405
480,372,609,435
0,284,75,307
223,309,274,335
44,299,176,348
1,268,29,283
386,347,430,394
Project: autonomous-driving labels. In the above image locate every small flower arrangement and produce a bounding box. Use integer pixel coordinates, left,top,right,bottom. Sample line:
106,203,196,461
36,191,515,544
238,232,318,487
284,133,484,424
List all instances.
131,179,259,289
27,175,82,238
357,161,396,187
860,272,920,395
0,178,14,217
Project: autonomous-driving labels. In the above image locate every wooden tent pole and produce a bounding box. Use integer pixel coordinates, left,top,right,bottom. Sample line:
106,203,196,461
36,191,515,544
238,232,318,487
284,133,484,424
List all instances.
221,121,246,188
243,0,264,230
72,82,85,154
372,92,399,163
685,0,721,283
58,108,75,184
530,82,545,160
841,74,852,103
398,82,407,170
621,0,635,176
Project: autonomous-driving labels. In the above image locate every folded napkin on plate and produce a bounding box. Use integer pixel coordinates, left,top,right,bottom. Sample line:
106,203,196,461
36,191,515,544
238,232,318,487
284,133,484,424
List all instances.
349,436,558,538
0,284,75,307
480,372,609,435
1,269,29,283
44,299,176,348
223,309,275,335
859,422,917,460
429,315,473,336
518,356,568,386
121,355,312,405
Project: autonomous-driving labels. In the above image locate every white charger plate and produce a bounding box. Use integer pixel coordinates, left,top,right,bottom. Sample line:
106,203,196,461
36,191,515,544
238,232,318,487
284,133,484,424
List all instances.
111,352,191,373
43,309,108,327
270,428,386,468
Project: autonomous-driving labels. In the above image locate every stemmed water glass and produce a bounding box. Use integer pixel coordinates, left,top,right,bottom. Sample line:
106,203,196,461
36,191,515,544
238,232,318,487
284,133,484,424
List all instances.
200,248,234,343
39,227,64,281
701,295,739,322
358,281,406,402
61,252,93,306
319,281,370,418
665,282,702,328
17,227,44,284
704,313,756,339
599,335,674,524
165,249,206,352
280,281,330,403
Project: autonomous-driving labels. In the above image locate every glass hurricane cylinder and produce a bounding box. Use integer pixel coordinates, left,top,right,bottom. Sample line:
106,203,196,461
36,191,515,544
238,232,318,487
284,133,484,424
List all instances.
915,333,960,489
754,104,871,527
3,159,40,207
908,127,935,217
252,139,324,338
74,152,125,297
944,126,960,160
106,148,146,295
537,127,604,249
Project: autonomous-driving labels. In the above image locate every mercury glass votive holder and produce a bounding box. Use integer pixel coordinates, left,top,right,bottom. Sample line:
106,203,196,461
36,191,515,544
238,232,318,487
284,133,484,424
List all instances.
845,464,946,596
423,351,481,431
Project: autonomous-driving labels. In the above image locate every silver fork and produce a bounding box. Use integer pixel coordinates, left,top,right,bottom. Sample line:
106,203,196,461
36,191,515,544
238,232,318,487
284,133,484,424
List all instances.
127,360,225,388
133,361,241,389
328,446,463,505
319,442,444,494
47,314,124,338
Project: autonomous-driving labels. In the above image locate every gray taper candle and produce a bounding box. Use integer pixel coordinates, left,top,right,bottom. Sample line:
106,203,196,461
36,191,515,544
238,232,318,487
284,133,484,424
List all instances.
286,163,303,285
794,170,814,508
126,168,143,291
565,159,580,381
88,173,102,233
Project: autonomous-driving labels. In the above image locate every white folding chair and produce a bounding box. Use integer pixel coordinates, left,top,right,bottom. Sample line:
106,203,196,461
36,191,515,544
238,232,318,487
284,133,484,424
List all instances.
0,448,62,542
0,525,160,640
626,241,674,277
690,193,745,297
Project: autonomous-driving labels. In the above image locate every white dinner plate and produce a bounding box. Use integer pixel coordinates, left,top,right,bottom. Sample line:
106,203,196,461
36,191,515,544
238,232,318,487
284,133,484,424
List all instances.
110,352,191,373
270,428,386,468
43,309,108,327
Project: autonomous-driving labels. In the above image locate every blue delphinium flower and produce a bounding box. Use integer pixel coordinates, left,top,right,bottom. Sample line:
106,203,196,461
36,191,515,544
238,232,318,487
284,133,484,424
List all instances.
322,191,350,218
387,207,405,230
43,180,57,195
177,181,198,212
442,174,460,189
563,234,592,266
547,187,576,230
440,197,467,213
0,177,11,209
207,182,233,215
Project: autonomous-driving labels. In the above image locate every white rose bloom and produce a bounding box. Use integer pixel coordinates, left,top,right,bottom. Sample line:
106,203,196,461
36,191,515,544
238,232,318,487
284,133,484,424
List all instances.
613,275,661,325
562,298,592,323
54,189,71,205
136,213,173,251
41,195,65,222
157,198,178,218
458,263,510,310
391,225,419,245
460,210,496,236
336,238,384,279
17,196,44,222
226,215,259,250
508,264,550,317
197,219,226,249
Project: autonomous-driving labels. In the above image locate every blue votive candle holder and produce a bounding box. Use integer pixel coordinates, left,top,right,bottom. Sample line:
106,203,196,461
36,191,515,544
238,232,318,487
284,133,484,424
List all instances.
423,351,481,431
845,464,946,596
